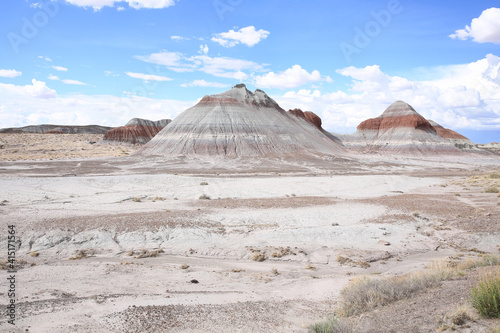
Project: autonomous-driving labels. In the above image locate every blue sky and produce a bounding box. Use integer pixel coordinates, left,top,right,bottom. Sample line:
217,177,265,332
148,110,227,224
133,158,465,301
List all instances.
0,0,499,143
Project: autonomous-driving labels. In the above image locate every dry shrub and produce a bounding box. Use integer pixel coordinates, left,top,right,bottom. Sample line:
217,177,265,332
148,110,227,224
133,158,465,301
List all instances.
131,249,164,259
180,264,190,270
231,268,245,273
251,253,266,262
486,187,500,193
69,249,93,260
132,196,142,202
199,194,211,200
336,255,370,269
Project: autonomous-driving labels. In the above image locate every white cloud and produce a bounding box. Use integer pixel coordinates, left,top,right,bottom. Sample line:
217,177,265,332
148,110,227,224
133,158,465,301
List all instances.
52,66,68,72
38,56,52,62
277,55,500,134
0,69,22,78
171,36,188,41
30,2,43,9
136,50,264,80
211,26,270,47
0,79,57,99
47,74,88,85
63,0,176,10
61,79,88,85
450,7,500,43
199,44,209,55
254,65,322,89
125,72,172,81
181,80,229,88
0,84,193,129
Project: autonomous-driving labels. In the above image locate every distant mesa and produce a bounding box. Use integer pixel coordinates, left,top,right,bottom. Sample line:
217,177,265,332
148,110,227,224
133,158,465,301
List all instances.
102,118,171,145
137,84,346,157
0,124,112,134
337,101,466,155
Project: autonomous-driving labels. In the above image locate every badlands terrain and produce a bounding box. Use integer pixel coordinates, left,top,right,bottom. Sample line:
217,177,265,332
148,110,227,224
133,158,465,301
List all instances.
0,85,499,332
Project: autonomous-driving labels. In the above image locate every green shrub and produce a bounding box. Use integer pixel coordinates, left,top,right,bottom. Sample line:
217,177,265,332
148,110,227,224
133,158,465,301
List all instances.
308,316,352,333
470,272,500,318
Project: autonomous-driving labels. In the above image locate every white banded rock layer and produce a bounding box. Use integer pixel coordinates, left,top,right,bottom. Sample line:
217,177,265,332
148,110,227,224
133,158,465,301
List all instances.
137,84,346,157
337,101,464,155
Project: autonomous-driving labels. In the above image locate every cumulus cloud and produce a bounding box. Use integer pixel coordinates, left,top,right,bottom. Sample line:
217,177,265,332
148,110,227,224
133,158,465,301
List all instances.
63,0,176,10
125,72,172,81
211,26,270,47
52,66,68,72
277,54,500,133
0,87,193,129
0,69,22,78
254,65,322,89
136,50,264,80
180,80,229,88
0,79,57,99
450,7,500,43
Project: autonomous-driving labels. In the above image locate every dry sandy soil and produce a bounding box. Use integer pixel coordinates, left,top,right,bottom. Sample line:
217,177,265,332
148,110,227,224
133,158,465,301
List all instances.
0,134,500,332
0,134,136,161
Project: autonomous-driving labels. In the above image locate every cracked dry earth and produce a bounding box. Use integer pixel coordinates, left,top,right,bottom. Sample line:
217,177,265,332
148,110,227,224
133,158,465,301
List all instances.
0,153,499,332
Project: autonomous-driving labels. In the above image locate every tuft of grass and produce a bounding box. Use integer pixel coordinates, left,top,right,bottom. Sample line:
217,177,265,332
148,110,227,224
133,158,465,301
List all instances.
29,251,39,257
470,270,500,318
412,211,420,218
180,264,190,270
199,194,211,200
271,267,279,275
308,316,352,333
490,174,500,179
486,187,500,193
199,182,209,186
132,196,142,202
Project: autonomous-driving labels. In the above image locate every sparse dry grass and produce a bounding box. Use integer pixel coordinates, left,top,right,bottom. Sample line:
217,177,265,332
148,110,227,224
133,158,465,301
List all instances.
180,264,190,270
333,255,500,319
29,251,39,257
132,196,142,202
199,194,211,200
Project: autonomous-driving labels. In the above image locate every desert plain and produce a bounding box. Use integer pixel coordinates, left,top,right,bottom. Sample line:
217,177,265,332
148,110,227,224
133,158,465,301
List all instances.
0,133,500,332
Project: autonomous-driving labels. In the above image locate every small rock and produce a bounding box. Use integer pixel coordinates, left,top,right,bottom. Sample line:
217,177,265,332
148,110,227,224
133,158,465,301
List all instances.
189,279,199,284
378,240,391,246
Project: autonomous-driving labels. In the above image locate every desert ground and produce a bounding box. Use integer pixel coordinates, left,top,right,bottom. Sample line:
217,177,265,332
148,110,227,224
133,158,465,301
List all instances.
1,134,500,332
